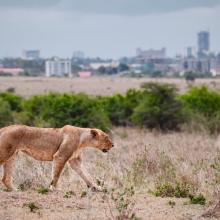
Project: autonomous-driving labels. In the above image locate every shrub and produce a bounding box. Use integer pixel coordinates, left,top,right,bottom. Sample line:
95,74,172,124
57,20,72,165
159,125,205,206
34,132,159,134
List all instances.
180,86,220,117
20,93,110,131
154,182,191,198
0,98,14,127
180,86,220,134
0,92,22,111
99,89,144,126
132,83,185,131
99,94,128,126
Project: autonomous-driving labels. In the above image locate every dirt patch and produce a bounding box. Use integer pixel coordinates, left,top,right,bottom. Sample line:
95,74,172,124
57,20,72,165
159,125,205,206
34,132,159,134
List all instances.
0,190,211,220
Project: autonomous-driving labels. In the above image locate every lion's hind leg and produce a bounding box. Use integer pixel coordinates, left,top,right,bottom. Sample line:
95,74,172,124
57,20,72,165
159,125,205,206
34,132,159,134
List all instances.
2,153,17,191
50,153,69,190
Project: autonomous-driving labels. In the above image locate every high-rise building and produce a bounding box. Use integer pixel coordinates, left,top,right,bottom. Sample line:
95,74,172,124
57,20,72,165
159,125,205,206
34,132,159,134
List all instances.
186,47,196,58
22,50,40,60
45,57,71,77
198,31,210,57
136,47,166,60
72,51,85,59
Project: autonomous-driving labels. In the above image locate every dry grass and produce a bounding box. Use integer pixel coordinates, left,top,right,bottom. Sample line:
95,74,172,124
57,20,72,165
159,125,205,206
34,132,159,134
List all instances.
1,76,220,97
1,127,220,219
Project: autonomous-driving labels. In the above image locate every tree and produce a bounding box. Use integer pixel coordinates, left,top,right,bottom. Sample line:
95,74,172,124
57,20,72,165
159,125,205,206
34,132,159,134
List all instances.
184,71,195,82
118,63,129,72
98,66,106,74
132,83,185,131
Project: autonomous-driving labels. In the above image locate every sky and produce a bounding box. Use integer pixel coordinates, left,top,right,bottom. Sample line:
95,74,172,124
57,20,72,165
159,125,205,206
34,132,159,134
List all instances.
0,0,220,59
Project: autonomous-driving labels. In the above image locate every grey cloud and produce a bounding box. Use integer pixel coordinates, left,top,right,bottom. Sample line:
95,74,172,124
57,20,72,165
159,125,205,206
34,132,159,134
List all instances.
0,0,220,14
59,0,220,15
0,0,61,8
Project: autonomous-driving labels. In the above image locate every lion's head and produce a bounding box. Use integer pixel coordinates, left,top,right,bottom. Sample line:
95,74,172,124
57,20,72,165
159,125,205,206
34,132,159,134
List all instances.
80,128,114,153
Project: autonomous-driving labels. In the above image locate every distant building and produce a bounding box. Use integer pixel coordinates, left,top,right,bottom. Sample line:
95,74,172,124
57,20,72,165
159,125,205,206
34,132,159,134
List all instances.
186,47,196,58
45,57,71,77
89,61,119,70
210,55,220,76
72,51,85,59
182,58,210,73
198,31,210,58
136,47,166,61
135,48,169,73
0,68,24,76
23,50,40,60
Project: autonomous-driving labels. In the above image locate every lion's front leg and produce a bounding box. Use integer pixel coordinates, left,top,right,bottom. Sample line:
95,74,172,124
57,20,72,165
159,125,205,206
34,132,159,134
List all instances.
69,157,102,192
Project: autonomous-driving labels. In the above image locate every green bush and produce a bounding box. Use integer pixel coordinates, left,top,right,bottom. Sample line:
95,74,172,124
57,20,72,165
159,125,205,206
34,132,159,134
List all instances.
99,89,144,126
132,83,185,131
19,93,110,131
1,84,220,134
0,92,22,111
180,86,220,133
99,94,127,126
0,98,14,127
180,86,220,117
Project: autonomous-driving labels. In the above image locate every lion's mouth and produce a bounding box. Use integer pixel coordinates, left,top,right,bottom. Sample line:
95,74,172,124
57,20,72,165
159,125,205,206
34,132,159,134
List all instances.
102,149,109,153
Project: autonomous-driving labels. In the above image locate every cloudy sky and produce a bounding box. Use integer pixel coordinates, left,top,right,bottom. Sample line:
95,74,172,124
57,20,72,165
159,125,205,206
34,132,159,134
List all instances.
0,0,220,58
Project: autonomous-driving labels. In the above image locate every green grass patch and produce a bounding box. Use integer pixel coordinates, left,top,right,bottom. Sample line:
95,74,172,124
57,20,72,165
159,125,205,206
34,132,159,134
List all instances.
37,187,49,194
189,194,206,205
23,202,40,212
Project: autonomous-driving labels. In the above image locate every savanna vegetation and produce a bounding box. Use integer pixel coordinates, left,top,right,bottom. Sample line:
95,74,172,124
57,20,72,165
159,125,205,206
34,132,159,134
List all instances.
1,82,220,134
1,83,220,219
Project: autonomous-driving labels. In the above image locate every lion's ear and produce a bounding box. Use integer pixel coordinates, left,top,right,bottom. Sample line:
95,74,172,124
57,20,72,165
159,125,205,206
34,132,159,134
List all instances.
91,129,99,138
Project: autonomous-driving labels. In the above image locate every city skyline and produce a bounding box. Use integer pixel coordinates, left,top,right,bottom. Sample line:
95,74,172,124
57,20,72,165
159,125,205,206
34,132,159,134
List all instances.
0,0,220,58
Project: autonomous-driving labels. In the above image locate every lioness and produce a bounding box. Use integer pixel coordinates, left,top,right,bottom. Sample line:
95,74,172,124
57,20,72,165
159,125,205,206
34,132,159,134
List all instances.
0,125,114,191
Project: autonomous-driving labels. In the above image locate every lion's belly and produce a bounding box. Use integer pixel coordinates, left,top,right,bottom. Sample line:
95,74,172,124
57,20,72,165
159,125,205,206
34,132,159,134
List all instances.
21,148,54,161
19,131,63,161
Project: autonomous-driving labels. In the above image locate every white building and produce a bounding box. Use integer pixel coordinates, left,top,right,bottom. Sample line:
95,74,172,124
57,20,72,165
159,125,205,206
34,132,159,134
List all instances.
45,57,71,77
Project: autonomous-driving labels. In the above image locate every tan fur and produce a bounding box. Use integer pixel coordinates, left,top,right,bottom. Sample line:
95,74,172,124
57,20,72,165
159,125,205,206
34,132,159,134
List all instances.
0,125,114,191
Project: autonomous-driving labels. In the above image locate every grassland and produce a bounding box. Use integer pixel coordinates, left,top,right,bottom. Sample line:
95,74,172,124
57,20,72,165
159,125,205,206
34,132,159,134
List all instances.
0,127,220,219
1,76,220,219
1,76,220,97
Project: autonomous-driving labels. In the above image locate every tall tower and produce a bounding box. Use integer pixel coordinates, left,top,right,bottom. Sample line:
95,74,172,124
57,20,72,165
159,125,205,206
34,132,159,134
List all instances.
198,31,210,57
